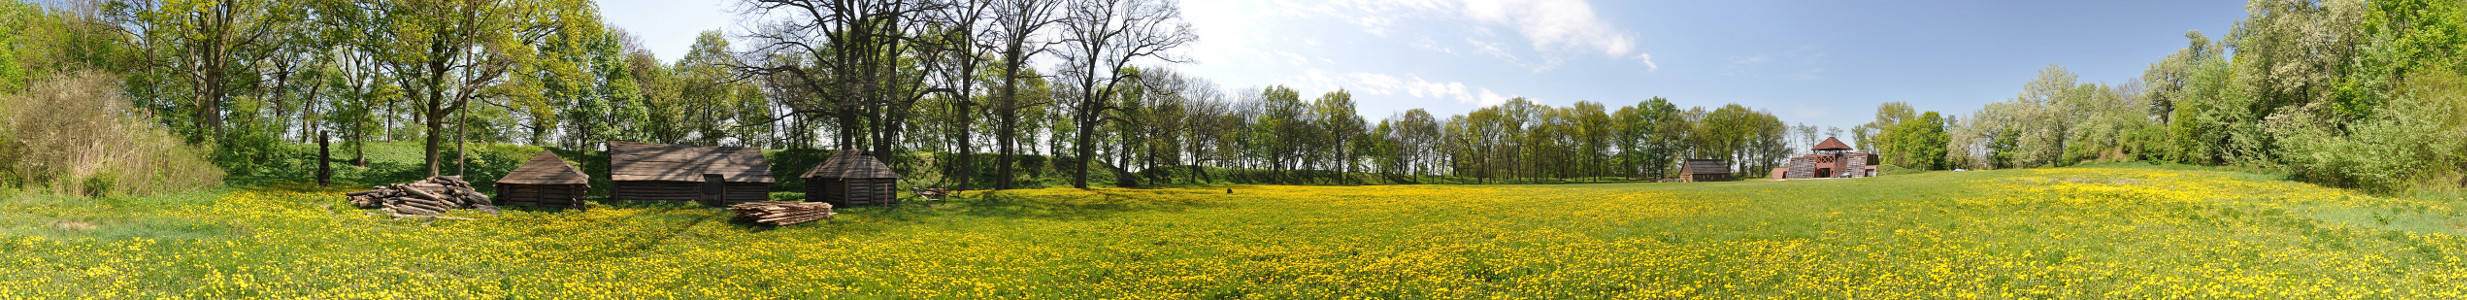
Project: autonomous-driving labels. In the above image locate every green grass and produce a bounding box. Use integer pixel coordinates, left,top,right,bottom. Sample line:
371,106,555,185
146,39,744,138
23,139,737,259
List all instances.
3,155,2466,297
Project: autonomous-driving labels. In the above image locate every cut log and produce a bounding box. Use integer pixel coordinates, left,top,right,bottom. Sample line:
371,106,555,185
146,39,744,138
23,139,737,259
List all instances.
727,201,836,226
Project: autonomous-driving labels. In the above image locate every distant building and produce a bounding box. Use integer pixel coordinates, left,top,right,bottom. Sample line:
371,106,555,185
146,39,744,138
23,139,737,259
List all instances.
1776,137,1878,179
1677,159,1733,182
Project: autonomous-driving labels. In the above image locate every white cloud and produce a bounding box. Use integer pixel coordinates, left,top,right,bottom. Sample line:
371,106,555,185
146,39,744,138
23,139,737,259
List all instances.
1724,46,1828,80
1475,89,1509,106
1459,0,1632,56
1296,71,1508,105
1273,51,1315,65
1260,0,1647,73
1639,53,1659,72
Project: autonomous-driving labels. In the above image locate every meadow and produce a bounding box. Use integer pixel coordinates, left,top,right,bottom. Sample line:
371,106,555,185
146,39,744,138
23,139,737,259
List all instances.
3,163,2466,298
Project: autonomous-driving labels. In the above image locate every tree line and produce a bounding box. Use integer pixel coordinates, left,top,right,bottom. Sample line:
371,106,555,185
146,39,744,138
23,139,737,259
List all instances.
3,0,1855,190
1868,0,2467,194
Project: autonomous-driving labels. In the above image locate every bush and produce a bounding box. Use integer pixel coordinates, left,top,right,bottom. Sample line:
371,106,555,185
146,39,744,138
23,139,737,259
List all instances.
0,71,222,196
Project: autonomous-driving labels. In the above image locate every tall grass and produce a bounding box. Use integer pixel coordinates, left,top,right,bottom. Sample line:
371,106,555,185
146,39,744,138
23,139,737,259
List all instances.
0,71,220,197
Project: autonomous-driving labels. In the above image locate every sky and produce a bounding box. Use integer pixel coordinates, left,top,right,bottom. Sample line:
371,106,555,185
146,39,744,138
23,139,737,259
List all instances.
599,0,2250,131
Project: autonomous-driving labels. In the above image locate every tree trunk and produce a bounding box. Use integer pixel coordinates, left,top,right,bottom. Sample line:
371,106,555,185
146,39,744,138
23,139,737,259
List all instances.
1073,112,1096,189
425,104,443,177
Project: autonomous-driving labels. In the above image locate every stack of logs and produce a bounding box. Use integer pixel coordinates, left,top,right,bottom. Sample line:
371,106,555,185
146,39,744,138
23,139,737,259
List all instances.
728,201,836,226
347,176,499,219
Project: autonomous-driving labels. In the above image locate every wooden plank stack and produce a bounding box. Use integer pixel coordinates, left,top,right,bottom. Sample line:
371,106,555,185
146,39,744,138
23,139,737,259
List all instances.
346,176,499,218
727,201,836,226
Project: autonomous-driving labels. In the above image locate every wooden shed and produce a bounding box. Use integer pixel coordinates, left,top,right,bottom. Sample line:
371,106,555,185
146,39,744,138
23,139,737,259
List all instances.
1677,159,1732,182
1778,137,1878,179
804,150,902,207
494,151,591,209
609,141,774,206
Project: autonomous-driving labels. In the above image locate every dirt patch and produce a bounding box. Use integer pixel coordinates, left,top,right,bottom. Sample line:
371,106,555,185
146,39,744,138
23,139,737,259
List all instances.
50,221,97,231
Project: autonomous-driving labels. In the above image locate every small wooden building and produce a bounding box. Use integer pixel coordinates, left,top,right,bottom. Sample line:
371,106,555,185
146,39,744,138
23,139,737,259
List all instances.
803,150,903,207
1778,137,1878,179
609,141,774,206
494,151,591,209
1677,159,1732,182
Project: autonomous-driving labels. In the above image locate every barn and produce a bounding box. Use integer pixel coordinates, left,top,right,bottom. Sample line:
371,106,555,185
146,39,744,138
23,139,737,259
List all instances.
1677,159,1733,182
803,149,902,207
609,141,774,206
494,150,591,209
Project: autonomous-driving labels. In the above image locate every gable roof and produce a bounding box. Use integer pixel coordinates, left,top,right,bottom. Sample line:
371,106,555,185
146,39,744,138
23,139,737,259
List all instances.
498,150,591,185
1814,137,1852,151
609,141,775,183
1683,159,1730,174
802,150,902,179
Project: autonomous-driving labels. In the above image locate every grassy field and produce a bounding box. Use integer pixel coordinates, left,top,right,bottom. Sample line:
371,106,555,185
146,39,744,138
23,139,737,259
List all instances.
3,164,2466,298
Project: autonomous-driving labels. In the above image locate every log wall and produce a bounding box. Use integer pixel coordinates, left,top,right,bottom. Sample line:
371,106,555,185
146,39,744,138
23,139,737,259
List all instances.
615,181,769,206
496,183,588,209
808,178,898,207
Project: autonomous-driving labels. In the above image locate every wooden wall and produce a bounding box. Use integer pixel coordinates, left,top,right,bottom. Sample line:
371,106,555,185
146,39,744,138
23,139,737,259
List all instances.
808,178,897,207
614,181,769,206
496,183,588,209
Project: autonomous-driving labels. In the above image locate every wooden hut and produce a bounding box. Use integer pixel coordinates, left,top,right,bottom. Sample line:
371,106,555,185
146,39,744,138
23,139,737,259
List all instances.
1778,137,1877,179
1677,159,1732,182
494,151,591,209
804,150,902,207
609,141,774,206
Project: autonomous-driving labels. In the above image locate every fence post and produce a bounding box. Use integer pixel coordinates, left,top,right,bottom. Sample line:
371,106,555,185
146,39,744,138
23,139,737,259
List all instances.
319,130,332,186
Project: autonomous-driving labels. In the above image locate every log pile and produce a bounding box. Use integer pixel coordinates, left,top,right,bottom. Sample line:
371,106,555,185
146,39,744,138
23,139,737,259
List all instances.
346,176,499,218
728,201,836,226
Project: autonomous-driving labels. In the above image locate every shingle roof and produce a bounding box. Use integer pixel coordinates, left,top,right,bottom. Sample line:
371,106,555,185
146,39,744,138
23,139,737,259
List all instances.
802,150,902,179
498,151,591,185
609,141,775,183
1814,137,1853,151
1684,159,1730,174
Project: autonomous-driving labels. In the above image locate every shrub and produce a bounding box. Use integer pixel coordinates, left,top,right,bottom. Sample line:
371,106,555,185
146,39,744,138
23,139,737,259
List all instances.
0,71,222,196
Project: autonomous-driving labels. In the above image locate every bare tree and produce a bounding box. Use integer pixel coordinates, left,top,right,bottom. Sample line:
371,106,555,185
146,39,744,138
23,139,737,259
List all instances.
985,0,1067,190
1055,0,1195,188
735,0,948,159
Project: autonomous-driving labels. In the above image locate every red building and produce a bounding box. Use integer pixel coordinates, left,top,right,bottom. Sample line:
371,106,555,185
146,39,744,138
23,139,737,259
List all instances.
1774,137,1878,179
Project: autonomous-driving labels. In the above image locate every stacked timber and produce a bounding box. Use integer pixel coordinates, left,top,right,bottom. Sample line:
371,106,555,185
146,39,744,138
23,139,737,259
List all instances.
728,201,836,226
346,176,499,218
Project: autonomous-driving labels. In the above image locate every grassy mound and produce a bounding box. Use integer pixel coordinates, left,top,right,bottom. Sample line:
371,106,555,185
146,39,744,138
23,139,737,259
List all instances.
0,72,221,197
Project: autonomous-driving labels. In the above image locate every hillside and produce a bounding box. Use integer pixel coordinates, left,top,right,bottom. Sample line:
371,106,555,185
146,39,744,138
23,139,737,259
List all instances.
3,163,2463,297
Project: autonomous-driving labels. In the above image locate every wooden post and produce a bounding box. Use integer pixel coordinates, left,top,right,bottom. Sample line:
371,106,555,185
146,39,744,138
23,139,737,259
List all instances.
319,130,332,186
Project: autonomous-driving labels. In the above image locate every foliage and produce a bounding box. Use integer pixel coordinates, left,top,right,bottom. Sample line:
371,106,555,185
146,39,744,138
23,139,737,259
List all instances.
1879,111,1949,170
0,71,221,197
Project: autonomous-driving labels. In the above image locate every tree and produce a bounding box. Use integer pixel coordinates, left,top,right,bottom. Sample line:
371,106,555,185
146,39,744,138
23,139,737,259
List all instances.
1882,111,1949,170
983,0,1065,190
1390,109,1438,178
1313,89,1362,176
1054,0,1193,188
111,0,295,140
367,0,565,177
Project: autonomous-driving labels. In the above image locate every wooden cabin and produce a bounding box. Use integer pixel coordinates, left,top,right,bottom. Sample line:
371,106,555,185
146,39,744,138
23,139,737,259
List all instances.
804,150,902,207
1677,159,1732,182
1778,137,1878,179
494,151,591,209
609,141,774,206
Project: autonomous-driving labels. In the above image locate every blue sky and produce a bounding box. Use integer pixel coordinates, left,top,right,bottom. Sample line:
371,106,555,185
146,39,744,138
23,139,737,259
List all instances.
600,0,2248,130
